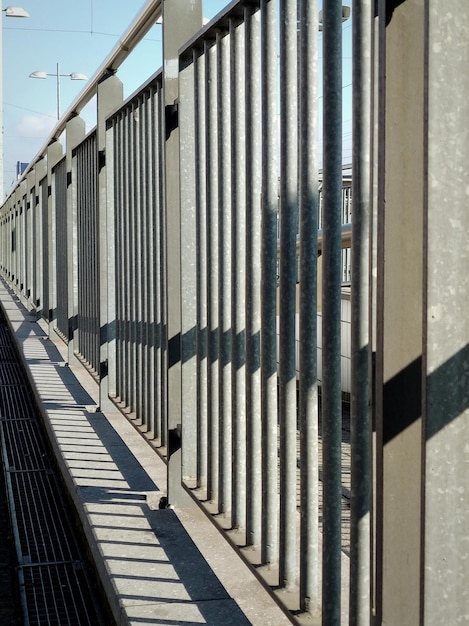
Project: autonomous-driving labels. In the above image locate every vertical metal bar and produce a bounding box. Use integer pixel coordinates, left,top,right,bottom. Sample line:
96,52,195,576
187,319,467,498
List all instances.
91,139,97,366
279,0,298,586
152,85,160,440
143,91,156,435
25,180,32,303
350,1,372,624
155,84,165,444
114,115,123,405
139,95,146,424
195,50,208,489
206,40,219,504
217,28,232,514
147,92,155,437
83,142,89,361
143,91,152,430
129,104,137,413
94,138,100,372
245,5,262,548
230,18,246,530
124,110,132,409
158,80,168,446
77,148,83,351
109,116,122,400
369,6,381,616
321,0,343,621
260,0,279,566
134,97,143,424
299,0,320,613
17,199,22,292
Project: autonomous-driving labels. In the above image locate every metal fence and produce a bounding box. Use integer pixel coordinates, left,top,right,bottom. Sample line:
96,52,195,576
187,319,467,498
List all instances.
108,78,167,441
0,1,353,621
75,132,100,375
1,1,467,624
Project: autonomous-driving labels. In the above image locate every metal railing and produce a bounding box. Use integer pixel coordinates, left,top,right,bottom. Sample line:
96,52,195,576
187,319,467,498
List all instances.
0,1,354,621
1,1,466,625
108,77,167,440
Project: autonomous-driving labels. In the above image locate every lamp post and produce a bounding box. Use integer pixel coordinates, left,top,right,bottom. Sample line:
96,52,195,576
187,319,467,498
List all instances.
29,62,87,120
1,5,30,199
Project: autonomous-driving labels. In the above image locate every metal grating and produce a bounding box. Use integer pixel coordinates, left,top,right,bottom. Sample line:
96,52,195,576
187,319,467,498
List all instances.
0,313,106,625
0,343,18,362
1,418,51,471
0,384,38,419
0,325,13,344
0,361,27,385
22,562,99,626
9,471,81,564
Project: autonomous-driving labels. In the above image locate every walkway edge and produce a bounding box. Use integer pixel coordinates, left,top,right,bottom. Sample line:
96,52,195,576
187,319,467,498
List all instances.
0,284,291,626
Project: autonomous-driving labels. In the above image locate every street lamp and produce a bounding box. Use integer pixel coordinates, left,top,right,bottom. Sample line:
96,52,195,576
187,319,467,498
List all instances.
4,5,29,17
1,5,30,199
29,62,87,120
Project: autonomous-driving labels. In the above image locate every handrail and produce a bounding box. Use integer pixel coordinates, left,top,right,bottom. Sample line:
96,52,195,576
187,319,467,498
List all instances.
6,0,162,200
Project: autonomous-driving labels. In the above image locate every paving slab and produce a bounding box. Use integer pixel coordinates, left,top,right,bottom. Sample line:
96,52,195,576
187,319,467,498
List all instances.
0,282,291,626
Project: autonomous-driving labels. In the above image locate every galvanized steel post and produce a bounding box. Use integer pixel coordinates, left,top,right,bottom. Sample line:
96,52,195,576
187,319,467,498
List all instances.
244,4,263,550
217,29,233,515
374,3,469,624
163,0,202,506
96,74,123,412
230,17,247,532
321,0,343,621
375,1,425,623
25,169,36,309
33,159,47,313
193,49,209,492
205,39,220,506
298,0,320,614
260,0,279,567
65,116,86,368
45,141,63,338
423,4,469,623
278,0,299,589
350,1,372,624
179,44,198,487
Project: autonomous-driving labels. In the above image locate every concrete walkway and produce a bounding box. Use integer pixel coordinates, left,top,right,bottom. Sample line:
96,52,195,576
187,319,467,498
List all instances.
0,281,291,626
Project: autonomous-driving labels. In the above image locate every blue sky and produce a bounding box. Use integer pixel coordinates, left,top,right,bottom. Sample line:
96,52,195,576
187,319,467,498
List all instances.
2,0,228,190
2,0,352,193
